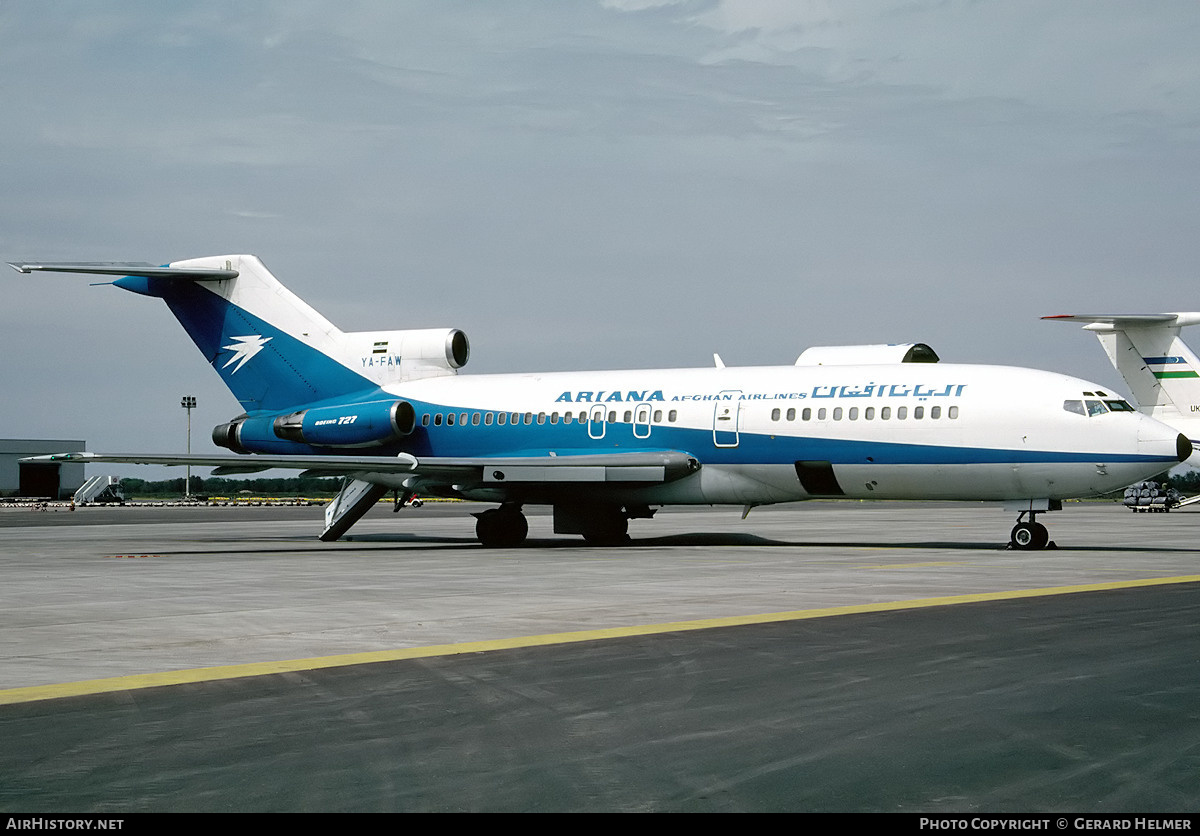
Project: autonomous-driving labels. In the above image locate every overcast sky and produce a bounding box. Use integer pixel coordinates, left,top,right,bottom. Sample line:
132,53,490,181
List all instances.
3,1,1200,468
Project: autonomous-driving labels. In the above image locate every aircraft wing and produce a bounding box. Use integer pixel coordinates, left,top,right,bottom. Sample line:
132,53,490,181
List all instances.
22,451,419,475
22,450,700,484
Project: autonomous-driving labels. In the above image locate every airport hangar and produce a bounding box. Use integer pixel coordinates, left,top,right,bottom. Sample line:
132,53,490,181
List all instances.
0,439,86,499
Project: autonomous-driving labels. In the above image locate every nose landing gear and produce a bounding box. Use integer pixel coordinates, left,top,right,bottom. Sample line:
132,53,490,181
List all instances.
1009,511,1052,550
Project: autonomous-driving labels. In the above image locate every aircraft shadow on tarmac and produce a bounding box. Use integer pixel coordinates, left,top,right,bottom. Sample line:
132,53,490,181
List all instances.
165,529,1200,554
340,531,989,549
338,531,1200,552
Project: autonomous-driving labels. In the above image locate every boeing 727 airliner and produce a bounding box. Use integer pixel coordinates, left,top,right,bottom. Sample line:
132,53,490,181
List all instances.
11,255,1191,549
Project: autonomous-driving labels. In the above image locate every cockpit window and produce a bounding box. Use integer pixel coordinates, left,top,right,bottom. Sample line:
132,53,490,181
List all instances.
1066,398,1137,416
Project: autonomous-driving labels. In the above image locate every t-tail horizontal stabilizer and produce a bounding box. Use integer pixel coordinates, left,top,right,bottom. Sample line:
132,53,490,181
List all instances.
8,261,239,280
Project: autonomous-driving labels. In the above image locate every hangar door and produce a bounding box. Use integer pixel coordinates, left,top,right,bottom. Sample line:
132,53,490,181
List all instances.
19,462,60,499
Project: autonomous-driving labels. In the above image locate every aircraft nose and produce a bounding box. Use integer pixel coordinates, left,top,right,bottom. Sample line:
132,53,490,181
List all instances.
1136,415,1192,462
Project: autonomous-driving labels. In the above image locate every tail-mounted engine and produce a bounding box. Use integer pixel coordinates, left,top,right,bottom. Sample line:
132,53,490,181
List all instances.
273,400,416,447
344,328,470,384
795,343,939,365
213,399,417,453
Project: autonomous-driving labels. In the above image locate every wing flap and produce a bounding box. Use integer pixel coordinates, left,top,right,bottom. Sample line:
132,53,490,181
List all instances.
412,451,699,485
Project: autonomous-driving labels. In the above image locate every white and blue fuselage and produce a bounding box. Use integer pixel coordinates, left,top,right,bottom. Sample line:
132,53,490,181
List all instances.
11,254,1189,548
323,363,1183,505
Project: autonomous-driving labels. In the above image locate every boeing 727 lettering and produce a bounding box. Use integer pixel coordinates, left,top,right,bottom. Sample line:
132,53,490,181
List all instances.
10,255,1190,549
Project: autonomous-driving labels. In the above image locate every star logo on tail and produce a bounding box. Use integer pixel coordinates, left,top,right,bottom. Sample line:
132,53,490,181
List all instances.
221,335,272,374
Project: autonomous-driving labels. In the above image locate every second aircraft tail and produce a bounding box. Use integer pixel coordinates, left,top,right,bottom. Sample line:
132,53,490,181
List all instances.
1044,312,1200,447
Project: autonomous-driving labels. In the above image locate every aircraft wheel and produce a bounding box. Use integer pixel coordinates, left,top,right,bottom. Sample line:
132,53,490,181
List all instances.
475,508,528,548
1010,521,1049,551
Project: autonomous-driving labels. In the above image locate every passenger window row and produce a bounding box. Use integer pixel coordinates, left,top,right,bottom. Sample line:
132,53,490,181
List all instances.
421,402,971,428
421,409,680,427
770,405,960,422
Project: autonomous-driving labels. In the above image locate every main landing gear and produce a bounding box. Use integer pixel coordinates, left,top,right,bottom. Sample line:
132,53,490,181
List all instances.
472,503,647,548
1009,511,1052,551
473,504,528,548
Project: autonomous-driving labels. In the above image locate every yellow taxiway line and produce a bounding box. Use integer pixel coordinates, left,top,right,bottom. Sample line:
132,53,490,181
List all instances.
4,574,1199,706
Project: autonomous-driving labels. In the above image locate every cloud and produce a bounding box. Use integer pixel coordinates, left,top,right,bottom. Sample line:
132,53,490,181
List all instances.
3,0,1200,460
686,0,1200,119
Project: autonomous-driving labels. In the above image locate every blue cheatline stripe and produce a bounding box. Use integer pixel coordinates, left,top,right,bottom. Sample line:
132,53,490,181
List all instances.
317,397,1177,467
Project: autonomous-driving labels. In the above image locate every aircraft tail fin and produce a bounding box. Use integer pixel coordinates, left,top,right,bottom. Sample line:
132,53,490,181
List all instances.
11,255,468,414
1044,313,1200,445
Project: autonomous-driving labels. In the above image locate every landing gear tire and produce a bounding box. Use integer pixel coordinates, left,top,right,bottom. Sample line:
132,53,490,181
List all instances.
474,507,528,548
1010,521,1049,551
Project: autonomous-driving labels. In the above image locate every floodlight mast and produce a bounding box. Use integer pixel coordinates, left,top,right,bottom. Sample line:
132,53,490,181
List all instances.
181,396,196,498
